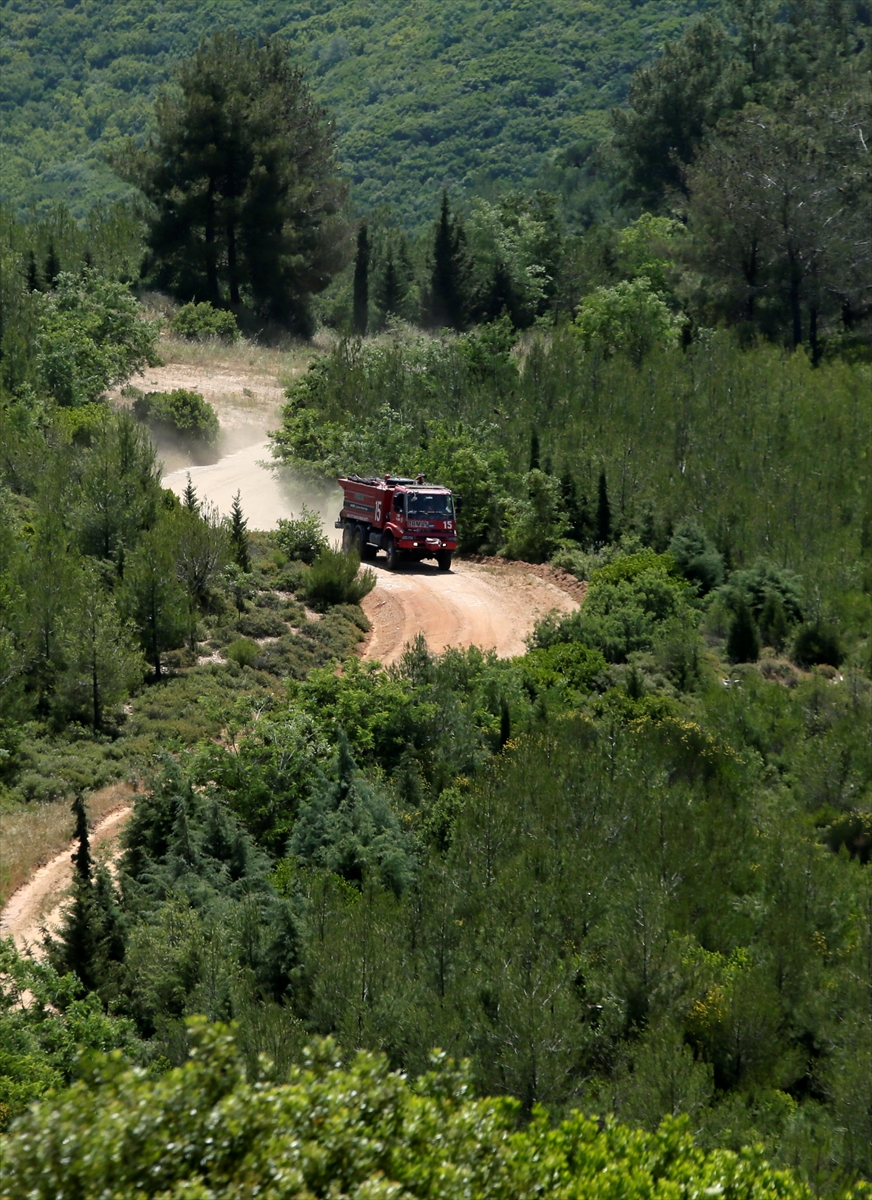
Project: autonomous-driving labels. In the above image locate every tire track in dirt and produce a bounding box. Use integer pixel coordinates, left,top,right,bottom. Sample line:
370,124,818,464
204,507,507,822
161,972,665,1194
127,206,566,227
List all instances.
361,557,581,665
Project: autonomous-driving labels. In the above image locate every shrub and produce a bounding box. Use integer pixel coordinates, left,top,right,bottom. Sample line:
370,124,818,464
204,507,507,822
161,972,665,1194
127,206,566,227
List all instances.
276,506,330,564
722,560,804,626
234,610,288,639
793,622,844,668
170,302,239,343
225,638,260,667
132,388,220,445
304,549,376,610
668,522,724,595
502,469,569,562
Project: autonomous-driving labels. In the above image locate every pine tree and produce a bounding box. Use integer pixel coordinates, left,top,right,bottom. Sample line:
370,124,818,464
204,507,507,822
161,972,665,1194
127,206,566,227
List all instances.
116,33,346,334
182,474,199,514
352,225,369,336
426,191,470,330
596,469,611,546
229,491,251,572
120,521,189,678
376,252,405,324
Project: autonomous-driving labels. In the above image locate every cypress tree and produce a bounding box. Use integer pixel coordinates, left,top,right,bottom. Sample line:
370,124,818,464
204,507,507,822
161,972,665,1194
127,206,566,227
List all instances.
352,225,369,336
499,697,511,749
559,472,589,544
44,241,61,289
377,250,407,324
426,191,470,330
726,599,760,663
595,469,611,546
529,430,541,472
229,490,251,572
48,794,98,991
25,249,40,292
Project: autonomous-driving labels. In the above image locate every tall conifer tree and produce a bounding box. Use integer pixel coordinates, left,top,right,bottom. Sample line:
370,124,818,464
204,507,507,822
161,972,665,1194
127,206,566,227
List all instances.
425,192,470,330
352,225,369,336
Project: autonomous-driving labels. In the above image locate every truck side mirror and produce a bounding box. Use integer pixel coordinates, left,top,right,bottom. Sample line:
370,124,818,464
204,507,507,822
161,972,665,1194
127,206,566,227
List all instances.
453,495,463,515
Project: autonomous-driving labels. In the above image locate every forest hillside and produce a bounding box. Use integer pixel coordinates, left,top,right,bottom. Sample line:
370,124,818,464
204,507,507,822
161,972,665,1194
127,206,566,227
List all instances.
1,4,871,1195
0,0,712,221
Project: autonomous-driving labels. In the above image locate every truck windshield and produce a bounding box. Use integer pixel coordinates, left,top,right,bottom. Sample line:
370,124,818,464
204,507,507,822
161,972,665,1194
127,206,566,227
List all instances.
407,492,453,517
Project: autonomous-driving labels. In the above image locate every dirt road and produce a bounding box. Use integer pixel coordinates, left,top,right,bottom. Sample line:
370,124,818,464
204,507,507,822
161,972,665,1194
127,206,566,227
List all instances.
0,804,132,957
361,558,580,665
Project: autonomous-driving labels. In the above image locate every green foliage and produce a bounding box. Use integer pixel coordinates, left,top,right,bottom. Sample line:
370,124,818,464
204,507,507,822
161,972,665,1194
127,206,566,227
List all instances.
533,556,696,666
793,622,844,669
0,1,713,226
290,734,415,895
170,302,239,343
35,271,159,406
275,505,329,564
0,940,146,1131
502,469,569,562
573,277,685,364
117,33,346,333
669,521,725,595
304,549,376,611
727,599,761,665
0,1019,820,1199
132,388,220,446
224,638,260,668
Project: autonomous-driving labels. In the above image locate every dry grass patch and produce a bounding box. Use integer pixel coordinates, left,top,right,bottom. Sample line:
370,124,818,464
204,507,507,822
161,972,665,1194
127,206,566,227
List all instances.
0,782,134,907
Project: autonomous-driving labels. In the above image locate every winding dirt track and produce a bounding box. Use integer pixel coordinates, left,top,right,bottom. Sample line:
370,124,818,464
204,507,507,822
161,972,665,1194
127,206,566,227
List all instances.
361,558,579,665
1,803,133,956
2,353,582,956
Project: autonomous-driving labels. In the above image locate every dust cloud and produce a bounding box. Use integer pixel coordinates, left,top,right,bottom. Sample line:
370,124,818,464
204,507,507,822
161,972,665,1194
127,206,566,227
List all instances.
161,440,341,536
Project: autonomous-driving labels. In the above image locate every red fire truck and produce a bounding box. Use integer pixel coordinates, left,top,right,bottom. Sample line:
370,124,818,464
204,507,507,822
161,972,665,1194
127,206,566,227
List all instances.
336,474,458,570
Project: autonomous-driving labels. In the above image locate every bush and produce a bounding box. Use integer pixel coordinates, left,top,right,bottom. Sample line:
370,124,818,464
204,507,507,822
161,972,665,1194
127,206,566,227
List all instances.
722,560,804,626
170,302,239,343
234,610,288,639
276,506,330,564
793,622,844,668
132,388,220,445
668,522,724,595
225,638,260,667
304,549,376,610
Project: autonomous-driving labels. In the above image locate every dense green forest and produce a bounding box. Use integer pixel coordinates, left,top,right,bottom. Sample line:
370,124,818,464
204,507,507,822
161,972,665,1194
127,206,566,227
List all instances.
3,0,712,223
2,4,871,1194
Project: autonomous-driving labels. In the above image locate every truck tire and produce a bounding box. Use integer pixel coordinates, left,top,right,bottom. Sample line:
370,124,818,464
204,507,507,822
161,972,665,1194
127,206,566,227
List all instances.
351,526,364,557
383,534,400,570
342,525,354,554
436,551,453,571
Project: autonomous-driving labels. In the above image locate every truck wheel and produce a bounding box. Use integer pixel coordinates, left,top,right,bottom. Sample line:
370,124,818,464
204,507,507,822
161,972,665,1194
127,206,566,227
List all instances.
383,534,400,570
351,526,364,557
436,551,453,571
342,525,354,554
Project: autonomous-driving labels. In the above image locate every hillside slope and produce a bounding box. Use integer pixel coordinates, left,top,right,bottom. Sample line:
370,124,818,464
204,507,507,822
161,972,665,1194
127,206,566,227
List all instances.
1,0,713,223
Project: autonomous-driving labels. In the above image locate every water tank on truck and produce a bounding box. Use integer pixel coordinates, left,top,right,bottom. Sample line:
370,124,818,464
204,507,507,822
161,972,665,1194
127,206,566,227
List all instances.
335,474,459,571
